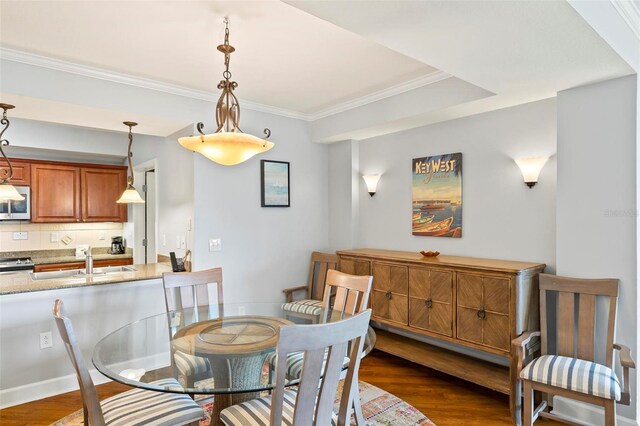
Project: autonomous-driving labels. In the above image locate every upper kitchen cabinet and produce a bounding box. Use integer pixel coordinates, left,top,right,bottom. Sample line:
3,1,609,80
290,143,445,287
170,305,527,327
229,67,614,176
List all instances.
80,167,127,222
30,161,128,223
31,163,81,223
0,159,31,185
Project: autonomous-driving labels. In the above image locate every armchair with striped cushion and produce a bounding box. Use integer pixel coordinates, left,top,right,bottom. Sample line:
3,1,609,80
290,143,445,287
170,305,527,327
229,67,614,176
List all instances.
513,274,635,426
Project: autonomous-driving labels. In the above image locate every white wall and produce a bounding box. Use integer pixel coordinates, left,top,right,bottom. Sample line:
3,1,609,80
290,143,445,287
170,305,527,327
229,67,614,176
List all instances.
556,75,637,422
192,109,329,303
350,98,556,269
328,140,359,251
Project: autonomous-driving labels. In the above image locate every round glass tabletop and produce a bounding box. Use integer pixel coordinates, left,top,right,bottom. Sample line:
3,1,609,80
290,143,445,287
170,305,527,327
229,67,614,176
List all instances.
92,302,375,395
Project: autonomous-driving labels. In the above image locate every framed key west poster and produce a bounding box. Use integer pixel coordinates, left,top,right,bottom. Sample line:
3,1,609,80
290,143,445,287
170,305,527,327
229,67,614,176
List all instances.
412,153,462,238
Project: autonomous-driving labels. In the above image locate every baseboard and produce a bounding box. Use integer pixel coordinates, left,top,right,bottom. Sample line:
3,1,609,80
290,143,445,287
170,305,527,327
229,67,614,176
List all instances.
0,368,110,409
0,353,168,409
552,396,638,426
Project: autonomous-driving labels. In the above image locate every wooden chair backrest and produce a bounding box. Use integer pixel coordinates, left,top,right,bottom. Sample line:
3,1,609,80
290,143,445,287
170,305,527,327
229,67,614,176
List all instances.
271,309,372,426
53,299,106,426
307,252,339,301
539,273,619,367
321,269,372,321
162,268,223,312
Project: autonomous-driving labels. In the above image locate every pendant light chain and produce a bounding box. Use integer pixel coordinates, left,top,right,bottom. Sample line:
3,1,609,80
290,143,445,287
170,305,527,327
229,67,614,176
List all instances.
126,124,134,187
0,104,16,183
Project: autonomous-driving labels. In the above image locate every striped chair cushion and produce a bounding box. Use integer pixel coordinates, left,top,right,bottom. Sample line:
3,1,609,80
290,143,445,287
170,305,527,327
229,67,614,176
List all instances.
102,378,204,426
219,388,337,426
281,299,323,316
521,355,621,400
264,350,350,380
174,350,211,377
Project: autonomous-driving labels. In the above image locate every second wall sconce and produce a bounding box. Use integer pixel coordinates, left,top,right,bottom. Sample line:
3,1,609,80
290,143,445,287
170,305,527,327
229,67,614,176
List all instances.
514,157,549,188
362,174,381,196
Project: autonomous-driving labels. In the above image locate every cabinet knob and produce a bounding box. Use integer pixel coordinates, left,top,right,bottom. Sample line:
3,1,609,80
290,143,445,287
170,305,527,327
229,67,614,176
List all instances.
477,308,486,320
385,290,392,300
425,298,433,308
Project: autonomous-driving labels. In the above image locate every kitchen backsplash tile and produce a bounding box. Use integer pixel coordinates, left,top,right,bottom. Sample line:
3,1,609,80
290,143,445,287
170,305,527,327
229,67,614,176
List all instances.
0,223,124,252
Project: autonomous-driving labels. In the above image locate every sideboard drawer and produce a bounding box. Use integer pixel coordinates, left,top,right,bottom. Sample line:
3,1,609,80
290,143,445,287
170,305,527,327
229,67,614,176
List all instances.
339,258,370,276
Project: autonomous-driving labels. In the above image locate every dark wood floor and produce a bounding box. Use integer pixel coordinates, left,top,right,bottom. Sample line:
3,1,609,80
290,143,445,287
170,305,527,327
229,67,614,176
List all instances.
0,350,560,425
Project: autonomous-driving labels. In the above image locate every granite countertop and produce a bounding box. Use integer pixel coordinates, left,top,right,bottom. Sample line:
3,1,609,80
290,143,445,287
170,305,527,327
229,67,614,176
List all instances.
0,262,172,295
0,248,133,265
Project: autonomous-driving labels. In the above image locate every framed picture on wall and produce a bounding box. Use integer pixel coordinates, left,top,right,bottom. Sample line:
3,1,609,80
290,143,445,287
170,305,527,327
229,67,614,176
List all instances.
261,160,290,207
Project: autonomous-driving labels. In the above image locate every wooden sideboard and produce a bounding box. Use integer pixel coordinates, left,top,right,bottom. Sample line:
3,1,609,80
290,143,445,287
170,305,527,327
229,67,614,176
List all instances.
337,248,545,425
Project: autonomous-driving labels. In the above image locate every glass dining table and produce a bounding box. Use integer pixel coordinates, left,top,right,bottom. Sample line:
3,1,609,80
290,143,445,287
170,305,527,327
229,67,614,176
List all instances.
92,302,375,426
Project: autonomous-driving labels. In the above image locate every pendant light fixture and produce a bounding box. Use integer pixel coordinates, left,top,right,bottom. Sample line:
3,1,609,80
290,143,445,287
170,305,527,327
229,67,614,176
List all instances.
0,104,25,201
178,18,274,166
117,121,145,204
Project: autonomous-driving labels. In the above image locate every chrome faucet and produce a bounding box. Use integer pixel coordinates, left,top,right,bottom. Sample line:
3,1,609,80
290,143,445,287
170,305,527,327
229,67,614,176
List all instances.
85,246,93,274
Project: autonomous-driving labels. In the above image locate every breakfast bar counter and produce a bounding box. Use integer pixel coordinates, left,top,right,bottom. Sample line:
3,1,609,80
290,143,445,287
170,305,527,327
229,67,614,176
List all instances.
0,262,172,295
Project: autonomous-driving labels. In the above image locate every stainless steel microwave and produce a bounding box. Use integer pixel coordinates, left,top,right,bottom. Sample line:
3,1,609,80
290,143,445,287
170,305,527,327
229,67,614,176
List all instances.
0,186,30,220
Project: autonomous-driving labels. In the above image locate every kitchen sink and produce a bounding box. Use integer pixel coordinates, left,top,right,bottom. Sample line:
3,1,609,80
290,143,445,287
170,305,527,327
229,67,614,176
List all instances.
29,266,136,281
29,270,86,280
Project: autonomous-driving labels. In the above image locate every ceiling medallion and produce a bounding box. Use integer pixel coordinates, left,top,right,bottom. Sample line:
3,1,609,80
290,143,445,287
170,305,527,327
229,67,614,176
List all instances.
179,18,274,166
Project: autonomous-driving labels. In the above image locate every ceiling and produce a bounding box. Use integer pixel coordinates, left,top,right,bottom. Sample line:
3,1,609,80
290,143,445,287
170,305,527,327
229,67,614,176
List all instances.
0,0,437,116
0,0,636,140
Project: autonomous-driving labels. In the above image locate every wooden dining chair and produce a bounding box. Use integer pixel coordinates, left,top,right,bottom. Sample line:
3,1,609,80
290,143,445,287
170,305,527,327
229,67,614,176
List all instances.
281,252,339,320
162,267,224,388
514,274,635,426
53,299,205,426
220,309,372,426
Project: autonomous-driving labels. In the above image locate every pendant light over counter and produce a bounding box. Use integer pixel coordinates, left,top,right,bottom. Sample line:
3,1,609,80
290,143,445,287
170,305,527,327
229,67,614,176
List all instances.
117,121,145,204
178,18,274,166
0,103,25,201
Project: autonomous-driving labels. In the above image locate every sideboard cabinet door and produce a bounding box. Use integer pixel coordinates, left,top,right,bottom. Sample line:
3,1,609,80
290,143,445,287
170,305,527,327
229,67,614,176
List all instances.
457,273,510,351
371,262,408,325
408,268,453,337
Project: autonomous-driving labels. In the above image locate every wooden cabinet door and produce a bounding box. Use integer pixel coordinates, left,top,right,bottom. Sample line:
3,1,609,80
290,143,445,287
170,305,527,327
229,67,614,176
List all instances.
409,268,453,336
80,167,127,222
339,258,370,276
0,160,30,185
31,164,81,223
371,262,408,325
457,273,510,351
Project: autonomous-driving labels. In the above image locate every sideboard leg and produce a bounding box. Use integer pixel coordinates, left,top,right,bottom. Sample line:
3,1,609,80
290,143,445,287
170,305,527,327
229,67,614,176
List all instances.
510,356,522,426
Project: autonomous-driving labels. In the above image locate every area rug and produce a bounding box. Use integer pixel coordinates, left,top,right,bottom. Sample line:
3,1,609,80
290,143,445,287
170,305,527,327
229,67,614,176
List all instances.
50,381,434,425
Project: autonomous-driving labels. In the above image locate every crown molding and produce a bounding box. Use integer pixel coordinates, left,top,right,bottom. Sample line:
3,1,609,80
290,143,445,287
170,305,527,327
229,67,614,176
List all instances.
610,0,640,41
307,71,451,120
1,47,451,122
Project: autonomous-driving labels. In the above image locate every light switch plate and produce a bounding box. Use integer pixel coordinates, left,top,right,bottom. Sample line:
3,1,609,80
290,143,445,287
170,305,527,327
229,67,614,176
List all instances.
12,232,27,240
209,238,222,252
50,232,59,243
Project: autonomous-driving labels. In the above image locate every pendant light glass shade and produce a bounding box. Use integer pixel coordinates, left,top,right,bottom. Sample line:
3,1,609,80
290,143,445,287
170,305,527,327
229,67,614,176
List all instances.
117,186,145,203
179,18,273,166
117,121,145,204
0,181,24,201
0,103,24,201
179,132,274,166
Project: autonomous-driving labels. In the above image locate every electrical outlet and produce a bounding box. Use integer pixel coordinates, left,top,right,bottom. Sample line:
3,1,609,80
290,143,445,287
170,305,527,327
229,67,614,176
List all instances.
209,238,222,252
176,235,181,249
40,331,53,349
162,234,166,246
238,306,246,315
50,232,59,243
180,236,186,249
98,231,105,240
12,232,27,240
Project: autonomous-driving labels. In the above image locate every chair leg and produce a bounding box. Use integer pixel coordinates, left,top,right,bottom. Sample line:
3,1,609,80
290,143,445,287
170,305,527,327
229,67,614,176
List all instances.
604,400,616,426
523,380,533,426
351,380,365,425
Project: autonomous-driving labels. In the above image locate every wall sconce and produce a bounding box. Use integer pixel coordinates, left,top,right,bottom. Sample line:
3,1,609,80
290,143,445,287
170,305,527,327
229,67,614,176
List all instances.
362,175,381,196
514,157,548,188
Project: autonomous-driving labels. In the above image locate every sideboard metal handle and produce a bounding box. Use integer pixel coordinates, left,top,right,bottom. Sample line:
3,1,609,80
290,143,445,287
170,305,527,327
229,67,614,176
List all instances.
477,308,486,320
425,298,433,308
385,291,392,300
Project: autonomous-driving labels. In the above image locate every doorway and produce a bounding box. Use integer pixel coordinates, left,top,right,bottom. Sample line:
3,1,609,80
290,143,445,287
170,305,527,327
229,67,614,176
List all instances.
143,169,156,264
131,160,157,265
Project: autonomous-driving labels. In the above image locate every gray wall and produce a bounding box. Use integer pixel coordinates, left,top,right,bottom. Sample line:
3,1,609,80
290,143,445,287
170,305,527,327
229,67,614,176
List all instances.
556,75,637,420
192,108,330,302
350,98,557,269
328,140,359,251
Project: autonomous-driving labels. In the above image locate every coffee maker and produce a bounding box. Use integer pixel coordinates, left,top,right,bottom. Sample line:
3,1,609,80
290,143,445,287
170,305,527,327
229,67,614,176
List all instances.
110,236,125,254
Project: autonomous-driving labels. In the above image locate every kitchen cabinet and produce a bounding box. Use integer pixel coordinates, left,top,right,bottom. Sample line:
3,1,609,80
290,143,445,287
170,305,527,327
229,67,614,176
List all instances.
337,248,545,426
31,163,81,223
0,159,31,185
80,167,127,222
33,258,133,272
30,160,128,223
